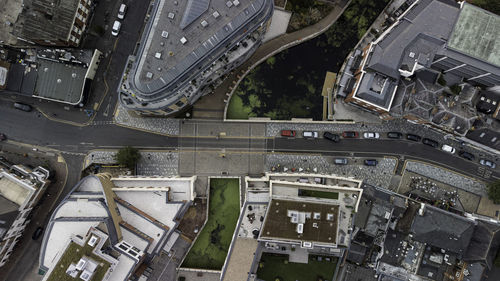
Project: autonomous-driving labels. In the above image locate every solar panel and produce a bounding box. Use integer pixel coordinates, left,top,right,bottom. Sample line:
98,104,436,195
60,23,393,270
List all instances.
179,0,210,29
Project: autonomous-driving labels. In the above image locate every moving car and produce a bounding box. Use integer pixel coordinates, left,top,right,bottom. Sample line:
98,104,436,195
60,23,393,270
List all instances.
13,102,32,112
364,159,378,166
281,130,296,137
32,227,43,240
303,131,319,138
422,138,438,148
480,159,496,169
118,3,127,19
334,158,348,165
323,132,340,142
363,132,380,139
111,20,121,36
441,144,456,154
458,151,475,161
342,131,358,138
387,132,402,139
406,134,421,141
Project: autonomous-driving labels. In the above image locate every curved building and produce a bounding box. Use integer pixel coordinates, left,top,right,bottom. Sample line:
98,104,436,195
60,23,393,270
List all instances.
119,0,274,116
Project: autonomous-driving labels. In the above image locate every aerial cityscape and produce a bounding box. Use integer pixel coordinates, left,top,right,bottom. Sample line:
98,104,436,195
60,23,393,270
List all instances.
0,0,499,281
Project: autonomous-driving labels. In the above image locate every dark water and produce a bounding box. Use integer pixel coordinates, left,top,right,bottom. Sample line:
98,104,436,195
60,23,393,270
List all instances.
232,0,389,120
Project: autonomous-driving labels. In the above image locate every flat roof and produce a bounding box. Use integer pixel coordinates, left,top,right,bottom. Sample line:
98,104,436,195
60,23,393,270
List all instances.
447,3,500,67
260,199,339,244
222,238,258,281
132,0,268,94
34,59,87,104
0,176,31,206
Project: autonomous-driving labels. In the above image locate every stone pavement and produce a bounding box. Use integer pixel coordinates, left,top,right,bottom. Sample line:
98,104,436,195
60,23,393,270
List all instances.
114,104,180,135
265,154,397,188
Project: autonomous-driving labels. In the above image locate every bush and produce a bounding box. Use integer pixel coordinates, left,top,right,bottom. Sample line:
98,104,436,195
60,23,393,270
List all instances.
114,146,141,170
487,180,500,204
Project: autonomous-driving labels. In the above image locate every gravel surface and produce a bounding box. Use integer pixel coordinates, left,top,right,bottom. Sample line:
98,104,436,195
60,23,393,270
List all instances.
265,154,397,188
405,161,486,196
114,104,180,135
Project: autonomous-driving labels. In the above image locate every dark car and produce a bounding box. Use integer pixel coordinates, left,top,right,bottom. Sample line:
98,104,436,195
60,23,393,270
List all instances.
422,138,439,148
32,227,43,240
0,133,6,141
342,131,359,138
458,151,475,161
280,130,296,137
387,132,402,139
406,134,421,141
13,102,32,112
364,159,378,166
323,132,340,142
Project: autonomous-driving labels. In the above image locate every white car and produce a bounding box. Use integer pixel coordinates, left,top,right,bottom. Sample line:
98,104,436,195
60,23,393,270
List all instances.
441,144,456,154
111,20,121,36
363,132,380,139
303,131,319,138
118,4,127,20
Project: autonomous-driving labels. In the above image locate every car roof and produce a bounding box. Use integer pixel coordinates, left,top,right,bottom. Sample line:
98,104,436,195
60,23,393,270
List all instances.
113,21,121,28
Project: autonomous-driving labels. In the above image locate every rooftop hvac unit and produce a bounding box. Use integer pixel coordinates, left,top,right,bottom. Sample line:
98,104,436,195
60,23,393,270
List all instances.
297,223,304,234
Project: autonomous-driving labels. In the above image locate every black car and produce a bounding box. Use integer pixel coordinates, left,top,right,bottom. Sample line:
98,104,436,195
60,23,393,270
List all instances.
364,159,378,166
32,227,43,240
13,102,32,112
323,132,340,142
0,133,6,141
458,151,475,161
387,132,402,139
422,138,439,148
406,134,421,142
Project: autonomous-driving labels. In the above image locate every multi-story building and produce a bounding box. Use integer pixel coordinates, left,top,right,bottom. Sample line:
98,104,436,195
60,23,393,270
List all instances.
0,159,50,267
339,0,500,121
118,0,274,116
39,173,196,280
14,0,93,47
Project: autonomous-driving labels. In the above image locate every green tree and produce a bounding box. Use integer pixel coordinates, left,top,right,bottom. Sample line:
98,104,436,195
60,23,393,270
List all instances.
487,180,500,204
115,146,141,170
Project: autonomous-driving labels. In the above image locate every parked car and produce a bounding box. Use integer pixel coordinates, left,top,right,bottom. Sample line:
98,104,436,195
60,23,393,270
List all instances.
458,151,475,161
342,131,359,138
334,158,348,165
406,134,421,141
364,159,378,166
111,20,121,36
363,132,380,139
32,227,43,240
118,3,127,19
422,138,439,148
281,130,296,137
13,102,32,112
323,132,340,142
303,131,319,138
441,144,456,154
480,159,496,169
0,133,6,141
387,132,402,139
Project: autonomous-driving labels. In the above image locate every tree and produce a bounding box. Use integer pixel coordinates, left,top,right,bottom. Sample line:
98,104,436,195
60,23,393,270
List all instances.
115,146,141,170
487,180,500,204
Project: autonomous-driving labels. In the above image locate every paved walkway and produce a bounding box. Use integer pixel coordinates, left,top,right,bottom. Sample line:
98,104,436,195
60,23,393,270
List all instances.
192,0,351,119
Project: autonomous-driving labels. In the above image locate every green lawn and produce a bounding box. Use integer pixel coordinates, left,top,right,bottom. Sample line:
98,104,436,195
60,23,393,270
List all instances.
299,189,339,200
226,93,252,120
181,178,240,270
257,253,338,281
47,242,110,281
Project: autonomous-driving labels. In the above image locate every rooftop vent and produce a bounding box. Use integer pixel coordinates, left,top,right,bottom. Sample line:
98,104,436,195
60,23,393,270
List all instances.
213,11,220,19
313,212,321,220
233,0,240,6
168,12,175,19
297,223,304,234
146,72,153,79
180,37,188,44
161,31,169,38
226,1,233,8
201,20,208,27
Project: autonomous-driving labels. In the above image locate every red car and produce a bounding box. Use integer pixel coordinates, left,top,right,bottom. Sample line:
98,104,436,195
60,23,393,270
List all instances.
342,131,358,138
281,130,296,137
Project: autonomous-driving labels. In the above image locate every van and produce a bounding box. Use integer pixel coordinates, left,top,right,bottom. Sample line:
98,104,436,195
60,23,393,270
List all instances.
14,102,32,112
441,144,455,154
303,131,319,138
334,158,348,165
118,4,127,19
112,20,121,36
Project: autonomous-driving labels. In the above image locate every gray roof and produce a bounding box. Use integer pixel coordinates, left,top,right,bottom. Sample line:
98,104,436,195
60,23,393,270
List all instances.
17,0,79,42
34,59,87,104
0,195,19,240
464,221,500,269
410,205,475,256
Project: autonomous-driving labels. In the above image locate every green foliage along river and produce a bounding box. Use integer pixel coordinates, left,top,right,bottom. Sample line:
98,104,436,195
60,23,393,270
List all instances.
227,0,390,120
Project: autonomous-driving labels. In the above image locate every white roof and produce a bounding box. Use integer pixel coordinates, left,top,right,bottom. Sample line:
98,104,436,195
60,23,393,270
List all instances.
77,176,104,193
162,231,179,253
107,252,136,281
54,200,108,219
120,226,150,252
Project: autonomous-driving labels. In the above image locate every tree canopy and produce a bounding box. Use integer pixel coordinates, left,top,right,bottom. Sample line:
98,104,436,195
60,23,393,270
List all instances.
114,146,141,170
487,180,500,204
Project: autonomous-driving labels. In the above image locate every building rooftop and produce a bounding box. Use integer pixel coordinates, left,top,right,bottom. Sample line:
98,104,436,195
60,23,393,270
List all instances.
260,199,339,245
447,3,500,67
131,0,268,95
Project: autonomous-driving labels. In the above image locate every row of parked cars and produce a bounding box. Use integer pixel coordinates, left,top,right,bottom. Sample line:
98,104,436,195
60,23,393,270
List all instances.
280,130,496,169
112,4,127,36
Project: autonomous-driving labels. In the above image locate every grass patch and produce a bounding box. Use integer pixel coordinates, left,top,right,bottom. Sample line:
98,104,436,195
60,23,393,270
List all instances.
299,189,339,200
46,242,110,281
181,178,240,270
257,253,338,281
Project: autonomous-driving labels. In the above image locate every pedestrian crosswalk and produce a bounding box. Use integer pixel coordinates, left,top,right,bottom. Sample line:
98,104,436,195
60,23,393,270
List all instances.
91,120,115,126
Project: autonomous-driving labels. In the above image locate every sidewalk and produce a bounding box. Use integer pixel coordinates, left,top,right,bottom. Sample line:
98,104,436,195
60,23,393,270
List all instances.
193,0,352,119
